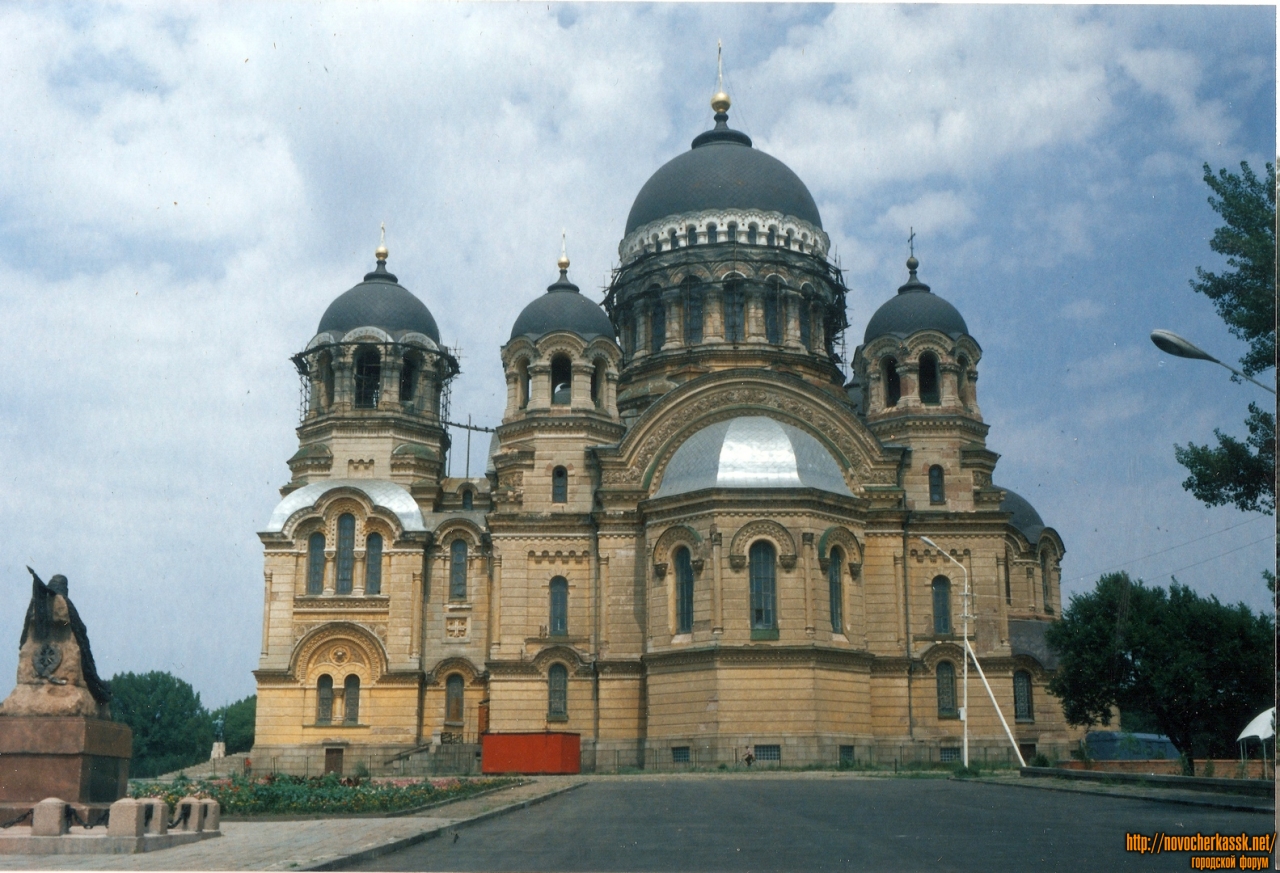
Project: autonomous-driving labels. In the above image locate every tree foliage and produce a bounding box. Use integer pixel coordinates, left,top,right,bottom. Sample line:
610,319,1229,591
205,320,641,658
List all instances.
1177,161,1276,515
211,694,256,755
109,671,213,779
1046,572,1273,775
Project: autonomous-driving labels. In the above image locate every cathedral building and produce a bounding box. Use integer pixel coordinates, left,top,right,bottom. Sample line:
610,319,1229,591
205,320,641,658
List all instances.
251,89,1081,774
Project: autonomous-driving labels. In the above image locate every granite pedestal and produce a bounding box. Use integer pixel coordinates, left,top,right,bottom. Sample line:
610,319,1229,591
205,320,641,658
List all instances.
0,716,131,823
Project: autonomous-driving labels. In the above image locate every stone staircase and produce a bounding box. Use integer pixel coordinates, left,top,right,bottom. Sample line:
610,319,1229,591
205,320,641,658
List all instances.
150,752,251,781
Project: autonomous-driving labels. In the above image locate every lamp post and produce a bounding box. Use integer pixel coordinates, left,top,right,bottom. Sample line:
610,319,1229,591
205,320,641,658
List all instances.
920,536,1026,769
1150,330,1276,395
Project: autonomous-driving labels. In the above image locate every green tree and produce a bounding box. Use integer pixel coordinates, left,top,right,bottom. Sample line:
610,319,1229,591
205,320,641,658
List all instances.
1175,161,1276,515
109,671,213,778
211,695,256,755
1046,572,1274,775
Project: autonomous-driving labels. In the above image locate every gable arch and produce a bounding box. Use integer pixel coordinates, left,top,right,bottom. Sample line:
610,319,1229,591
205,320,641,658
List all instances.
652,524,705,570
291,621,388,684
426,656,487,687
729,520,797,571
532,644,592,676
921,642,966,673
817,526,864,571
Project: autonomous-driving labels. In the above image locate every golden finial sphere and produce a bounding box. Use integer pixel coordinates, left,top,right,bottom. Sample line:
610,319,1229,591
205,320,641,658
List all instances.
375,244,389,261
711,91,731,113
557,254,570,271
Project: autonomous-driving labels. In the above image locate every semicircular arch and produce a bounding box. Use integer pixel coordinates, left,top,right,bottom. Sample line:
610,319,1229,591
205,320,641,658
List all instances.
291,622,388,684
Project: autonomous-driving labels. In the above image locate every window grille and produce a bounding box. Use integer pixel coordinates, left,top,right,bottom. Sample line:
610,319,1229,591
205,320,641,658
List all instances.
336,514,355,594
754,744,780,761
343,675,360,724
839,745,855,765
828,547,843,633
1014,670,1034,722
675,547,694,634
354,348,381,408
929,465,946,504
749,541,776,629
316,675,333,724
932,576,952,635
307,532,325,595
548,664,568,718
552,466,568,504
550,576,568,636
365,533,382,594
936,661,957,717
450,539,468,600
672,746,691,764
940,747,961,763
445,674,465,724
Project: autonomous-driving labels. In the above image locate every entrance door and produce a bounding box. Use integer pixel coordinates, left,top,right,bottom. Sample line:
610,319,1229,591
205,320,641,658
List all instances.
324,747,344,774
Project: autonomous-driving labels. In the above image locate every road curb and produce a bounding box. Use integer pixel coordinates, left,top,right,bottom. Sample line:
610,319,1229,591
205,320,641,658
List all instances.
966,777,1275,815
302,781,586,871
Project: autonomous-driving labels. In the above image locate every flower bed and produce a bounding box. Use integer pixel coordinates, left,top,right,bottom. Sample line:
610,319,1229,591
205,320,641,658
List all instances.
130,773,517,816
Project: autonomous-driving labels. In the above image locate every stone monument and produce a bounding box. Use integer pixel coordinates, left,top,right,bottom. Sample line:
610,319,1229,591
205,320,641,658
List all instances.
0,569,132,823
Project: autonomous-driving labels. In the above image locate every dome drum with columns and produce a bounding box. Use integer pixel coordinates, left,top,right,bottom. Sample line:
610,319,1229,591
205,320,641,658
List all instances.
251,83,1081,777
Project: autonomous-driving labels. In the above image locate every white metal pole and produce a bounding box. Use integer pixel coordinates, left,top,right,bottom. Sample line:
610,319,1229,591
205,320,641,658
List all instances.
966,638,1026,767
961,559,969,768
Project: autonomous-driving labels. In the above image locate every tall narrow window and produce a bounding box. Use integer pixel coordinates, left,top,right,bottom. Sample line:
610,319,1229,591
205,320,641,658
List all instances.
343,675,360,724
1041,552,1052,613
932,576,952,635
318,353,335,407
706,223,718,244
936,662,957,717
747,224,758,245
549,576,568,636
883,358,901,407
336,514,355,594
551,355,572,405
365,533,383,595
316,675,333,724
686,225,698,246
461,489,474,510
799,301,812,350
919,352,940,404
674,547,694,635
548,664,568,719
828,547,844,634
726,222,738,244
518,360,530,409
1004,552,1012,605
749,541,777,630
929,465,946,504
445,674,465,724
650,300,665,353
682,278,703,344
764,280,782,344
354,348,381,408
957,355,970,408
307,532,325,595
552,466,568,504
723,280,745,342
669,229,679,250
450,539,468,601
1014,670,1034,722
400,355,418,402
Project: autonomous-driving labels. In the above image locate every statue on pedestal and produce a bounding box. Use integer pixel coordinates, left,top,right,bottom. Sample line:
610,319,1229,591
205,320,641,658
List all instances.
0,568,112,719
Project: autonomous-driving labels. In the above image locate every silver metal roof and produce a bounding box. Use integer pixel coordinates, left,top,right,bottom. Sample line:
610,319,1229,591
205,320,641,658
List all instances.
264,478,426,534
655,416,852,498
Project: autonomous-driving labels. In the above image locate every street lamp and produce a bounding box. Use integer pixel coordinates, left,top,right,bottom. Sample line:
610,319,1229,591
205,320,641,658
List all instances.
1150,330,1276,395
920,536,1026,769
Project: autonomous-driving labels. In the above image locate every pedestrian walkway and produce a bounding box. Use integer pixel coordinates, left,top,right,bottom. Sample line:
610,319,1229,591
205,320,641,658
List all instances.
0,778,584,871
974,773,1275,814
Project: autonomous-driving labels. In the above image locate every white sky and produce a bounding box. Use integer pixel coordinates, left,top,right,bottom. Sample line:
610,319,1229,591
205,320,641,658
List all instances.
0,3,1274,708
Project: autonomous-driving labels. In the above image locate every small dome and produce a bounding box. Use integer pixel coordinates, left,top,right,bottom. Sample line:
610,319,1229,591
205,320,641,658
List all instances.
863,258,967,344
509,267,614,342
318,260,440,342
998,487,1045,543
625,110,822,234
655,416,852,498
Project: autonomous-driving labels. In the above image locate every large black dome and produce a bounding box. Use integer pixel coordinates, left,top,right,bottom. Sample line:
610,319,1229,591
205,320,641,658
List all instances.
509,269,614,342
863,260,968,343
625,116,822,234
318,262,440,342
998,487,1046,543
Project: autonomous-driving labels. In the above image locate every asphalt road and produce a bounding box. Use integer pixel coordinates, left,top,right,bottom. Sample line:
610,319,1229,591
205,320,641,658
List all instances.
343,776,1274,873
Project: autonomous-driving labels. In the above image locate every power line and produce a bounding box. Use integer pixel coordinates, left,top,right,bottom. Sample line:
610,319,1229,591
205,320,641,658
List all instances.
1063,514,1271,585
1153,534,1276,580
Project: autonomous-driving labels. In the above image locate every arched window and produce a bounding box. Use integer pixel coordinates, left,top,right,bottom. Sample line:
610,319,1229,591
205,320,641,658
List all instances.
682,277,703,344
449,539,468,601
343,675,360,724
461,489,473,511
706,223,718,245
518,359,531,409
767,227,776,247
399,355,418,402
932,576,952,635
723,279,745,343
552,466,568,504
669,229,679,250
883,358,901,407
799,299,812,350
551,355,572,405
919,352,940,404
674,547,694,635
316,675,333,724
936,662,957,717
365,533,383,595
1041,552,1052,613
686,225,698,246
764,279,782,344
749,540,777,630
354,347,381,408
746,224,758,245
318,353,335,408
307,532,325,595
828,547,844,634
336,514,356,594
957,355,970,407
650,300,665,353
1013,670,1034,722
445,674,465,725
548,663,568,719
726,221,738,244
929,465,946,504
549,576,568,636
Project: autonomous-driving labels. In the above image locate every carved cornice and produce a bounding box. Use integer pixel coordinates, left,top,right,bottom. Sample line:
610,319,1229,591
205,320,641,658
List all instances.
643,645,875,671
618,208,830,264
